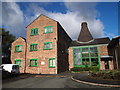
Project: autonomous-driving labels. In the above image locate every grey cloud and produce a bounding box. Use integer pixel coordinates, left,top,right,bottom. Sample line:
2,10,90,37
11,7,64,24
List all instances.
2,2,26,38
1,2,106,40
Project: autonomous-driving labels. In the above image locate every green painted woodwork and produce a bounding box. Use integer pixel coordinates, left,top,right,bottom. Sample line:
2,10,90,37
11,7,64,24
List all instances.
44,26,53,33
29,58,37,67
14,59,22,67
43,42,52,50
30,28,38,35
49,58,55,68
72,46,100,69
30,43,38,51
15,45,22,52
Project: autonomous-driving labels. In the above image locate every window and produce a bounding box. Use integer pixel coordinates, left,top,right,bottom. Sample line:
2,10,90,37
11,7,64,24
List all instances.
73,48,82,65
82,58,90,65
91,58,99,66
44,26,53,33
43,42,52,50
49,58,55,68
82,48,89,57
15,45,22,52
73,46,99,68
30,59,37,67
30,43,38,51
90,47,98,57
14,59,21,67
30,28,38,35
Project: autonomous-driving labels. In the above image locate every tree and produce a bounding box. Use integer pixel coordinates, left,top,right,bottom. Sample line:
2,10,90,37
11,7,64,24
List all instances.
1,28,16,64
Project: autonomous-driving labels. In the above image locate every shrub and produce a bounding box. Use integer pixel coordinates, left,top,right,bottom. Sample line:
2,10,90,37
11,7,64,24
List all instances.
113,71,120,80
89,66,99,72
71,66,99,72
103,71,113,79
89,70,120,80
70,67,90,72
71,67,84,72
95,71,105,77
90,72,97,77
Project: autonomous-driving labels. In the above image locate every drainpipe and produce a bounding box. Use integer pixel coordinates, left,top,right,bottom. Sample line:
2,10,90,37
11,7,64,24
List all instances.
115,49,118,69
24,42,27,73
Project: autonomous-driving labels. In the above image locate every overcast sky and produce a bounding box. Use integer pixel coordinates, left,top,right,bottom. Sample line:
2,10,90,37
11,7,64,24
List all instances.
1,2,118,40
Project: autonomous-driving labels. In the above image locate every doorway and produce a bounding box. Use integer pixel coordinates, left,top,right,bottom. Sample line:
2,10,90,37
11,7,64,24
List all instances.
104,60,109,70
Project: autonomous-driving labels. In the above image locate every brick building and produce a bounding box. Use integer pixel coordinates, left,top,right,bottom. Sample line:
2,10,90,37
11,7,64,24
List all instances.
11,14,72,74
68,22,114,70
108,36,120,69
11,14,115,74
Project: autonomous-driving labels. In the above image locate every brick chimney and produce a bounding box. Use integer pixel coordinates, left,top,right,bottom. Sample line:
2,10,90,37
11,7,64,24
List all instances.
78,22,93,42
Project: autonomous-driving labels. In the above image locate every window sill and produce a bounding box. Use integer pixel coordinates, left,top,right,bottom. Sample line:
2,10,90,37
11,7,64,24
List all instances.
49,67,55,68
30,50,38,51
14,51,22,53
29,65,37,67
43,32,53,34
30,34,38,36
43,48,52,50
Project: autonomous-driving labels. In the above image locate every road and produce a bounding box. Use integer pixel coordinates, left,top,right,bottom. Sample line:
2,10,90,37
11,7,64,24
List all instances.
2,76,110,88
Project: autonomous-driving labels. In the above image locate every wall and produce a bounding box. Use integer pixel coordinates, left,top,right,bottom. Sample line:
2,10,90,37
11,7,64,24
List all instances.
57,23,72,73
26,15,57,74
98,45,114,70
68,47,73,70
11,37,26,73
108,41,120,69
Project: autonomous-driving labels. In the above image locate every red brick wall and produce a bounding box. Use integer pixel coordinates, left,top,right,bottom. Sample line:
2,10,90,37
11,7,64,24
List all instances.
68,44,114,70
98,45,114,70
11,37,26,73
68,47,73,70
98,45,109,56
26,15,57,74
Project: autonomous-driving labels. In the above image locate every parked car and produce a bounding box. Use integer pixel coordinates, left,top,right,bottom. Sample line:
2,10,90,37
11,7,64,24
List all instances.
0,64,20,75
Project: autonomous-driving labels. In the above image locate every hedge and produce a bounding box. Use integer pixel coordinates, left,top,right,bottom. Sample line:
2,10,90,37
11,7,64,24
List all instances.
70,66,99,72
89,70,120,80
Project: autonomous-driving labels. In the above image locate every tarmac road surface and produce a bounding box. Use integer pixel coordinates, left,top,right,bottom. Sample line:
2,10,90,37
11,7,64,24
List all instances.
2,76,112,88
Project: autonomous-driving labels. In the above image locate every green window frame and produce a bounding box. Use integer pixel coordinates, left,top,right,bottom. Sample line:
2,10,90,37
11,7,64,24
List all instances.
30,43,38,51
73,46,100,68
14,59,22,67
30,28,38,35
15,45,22,52
29,59,37,67
44,26,53,33
91,58,99,66
43,42,52,50
49,58,55,68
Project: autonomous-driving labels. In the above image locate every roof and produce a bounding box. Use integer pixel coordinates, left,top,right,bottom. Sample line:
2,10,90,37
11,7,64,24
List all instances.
17,37,26,41
12,37,26,44
70,37,110,47
26,14,58,28
78,22,93,42
108,36,120,48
